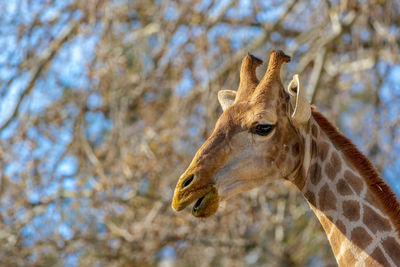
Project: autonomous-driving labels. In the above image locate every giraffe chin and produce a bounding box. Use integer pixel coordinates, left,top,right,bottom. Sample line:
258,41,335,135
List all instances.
191,186,219,218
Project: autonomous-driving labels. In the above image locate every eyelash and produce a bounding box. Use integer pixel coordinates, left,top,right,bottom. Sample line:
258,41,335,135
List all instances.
250,124,275,136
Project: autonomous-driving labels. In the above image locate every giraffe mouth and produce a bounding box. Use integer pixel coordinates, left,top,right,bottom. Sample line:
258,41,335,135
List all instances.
193,195,206,213
191,186,219,218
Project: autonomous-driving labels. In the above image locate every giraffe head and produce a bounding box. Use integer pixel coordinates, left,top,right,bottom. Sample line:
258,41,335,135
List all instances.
172,50,311,217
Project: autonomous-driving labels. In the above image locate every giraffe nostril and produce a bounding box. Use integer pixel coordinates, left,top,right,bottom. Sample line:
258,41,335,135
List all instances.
181,174,194,189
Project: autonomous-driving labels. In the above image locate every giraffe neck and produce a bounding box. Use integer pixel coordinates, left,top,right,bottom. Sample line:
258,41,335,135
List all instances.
296,114,400,267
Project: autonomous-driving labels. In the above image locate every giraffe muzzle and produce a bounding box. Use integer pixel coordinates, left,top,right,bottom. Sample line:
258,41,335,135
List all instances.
172,172,219,217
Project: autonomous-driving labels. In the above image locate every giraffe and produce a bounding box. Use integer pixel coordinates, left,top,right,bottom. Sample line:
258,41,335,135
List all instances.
171,50,400,266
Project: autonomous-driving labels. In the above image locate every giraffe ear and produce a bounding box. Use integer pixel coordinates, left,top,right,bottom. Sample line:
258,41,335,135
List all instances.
287,74,311,126
218,90,236,111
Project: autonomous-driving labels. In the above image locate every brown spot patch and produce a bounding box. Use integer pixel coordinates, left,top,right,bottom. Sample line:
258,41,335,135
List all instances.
311,140,317,157
305,191,316,207
344,170,364,195
351,227,372,249
338,250,356,266
325,161,336,181
382,237,400,265
318,184,337,211
365,247,390,266
365,192,377,207
331,152,341,172
309,163,322,185
342,200,360,221
312,124,319,138
336,219,346,234
363,205,392,234
325,152,341,181
336,179,353,196
292,143,300,157
318,142,330,161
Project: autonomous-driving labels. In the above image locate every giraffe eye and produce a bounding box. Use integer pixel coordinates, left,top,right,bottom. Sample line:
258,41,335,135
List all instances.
250,124,275,136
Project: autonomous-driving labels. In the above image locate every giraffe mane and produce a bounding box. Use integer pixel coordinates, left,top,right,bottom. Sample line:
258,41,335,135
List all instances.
312,109,400,236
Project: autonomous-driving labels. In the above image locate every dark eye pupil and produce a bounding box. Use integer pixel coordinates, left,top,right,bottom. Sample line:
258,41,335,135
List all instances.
251,124,274,136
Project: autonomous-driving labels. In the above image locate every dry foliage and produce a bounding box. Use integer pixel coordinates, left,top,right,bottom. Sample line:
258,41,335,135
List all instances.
0,0,399,266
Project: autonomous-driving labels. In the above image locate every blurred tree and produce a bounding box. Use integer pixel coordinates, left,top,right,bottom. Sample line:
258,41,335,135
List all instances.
0,0,399,266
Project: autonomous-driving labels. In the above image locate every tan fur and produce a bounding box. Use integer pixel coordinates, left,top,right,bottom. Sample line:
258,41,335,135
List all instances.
172,50,300,215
